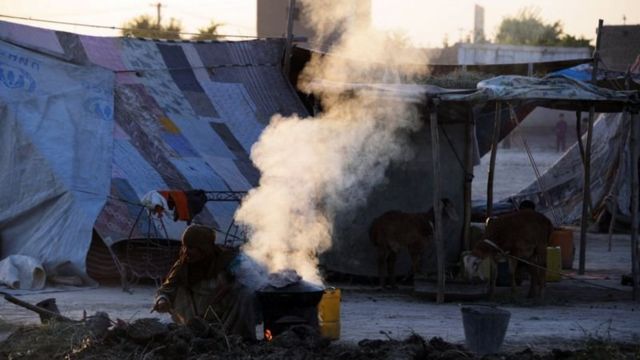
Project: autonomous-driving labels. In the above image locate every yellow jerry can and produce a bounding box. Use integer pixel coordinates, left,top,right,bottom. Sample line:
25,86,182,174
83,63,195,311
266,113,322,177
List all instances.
317,287,341,340
546,246,562,282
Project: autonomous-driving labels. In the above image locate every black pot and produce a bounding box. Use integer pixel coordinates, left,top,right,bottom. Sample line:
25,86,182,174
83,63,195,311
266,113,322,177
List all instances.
256,281,325,338
257,281,324,307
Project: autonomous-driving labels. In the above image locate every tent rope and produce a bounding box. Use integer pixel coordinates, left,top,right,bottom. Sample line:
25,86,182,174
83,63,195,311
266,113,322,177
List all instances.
481,239,627,293
507,104,561,225
440,124,471,178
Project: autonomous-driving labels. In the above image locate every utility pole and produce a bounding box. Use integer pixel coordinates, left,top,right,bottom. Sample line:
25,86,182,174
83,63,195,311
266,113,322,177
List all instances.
151,2,163,27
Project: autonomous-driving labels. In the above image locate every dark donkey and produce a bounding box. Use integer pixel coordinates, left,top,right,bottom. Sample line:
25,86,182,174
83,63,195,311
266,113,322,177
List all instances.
369,199,459,288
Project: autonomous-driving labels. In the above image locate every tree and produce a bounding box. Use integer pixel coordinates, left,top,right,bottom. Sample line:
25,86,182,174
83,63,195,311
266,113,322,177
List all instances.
121,15,182,40
495,8,590,47
193,21,224,41
385,30,412,50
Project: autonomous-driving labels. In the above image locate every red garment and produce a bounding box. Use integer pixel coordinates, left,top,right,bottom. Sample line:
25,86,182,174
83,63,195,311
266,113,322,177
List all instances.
159,190,191,222
158,190,209,224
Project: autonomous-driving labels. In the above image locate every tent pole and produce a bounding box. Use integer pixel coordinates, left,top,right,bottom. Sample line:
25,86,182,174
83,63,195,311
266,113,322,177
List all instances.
578,19,603,275
630,113,639,301
576,111,586,163
431,100,445,304
486,101,501,218
282,0,296,77
607,119,630,252
578,106,595,275
462,107,474,251
576,111,594,214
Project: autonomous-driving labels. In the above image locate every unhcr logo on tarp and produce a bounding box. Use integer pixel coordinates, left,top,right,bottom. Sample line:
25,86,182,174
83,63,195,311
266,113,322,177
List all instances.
0,61,36,93
82,80,113,121
83,96,113,121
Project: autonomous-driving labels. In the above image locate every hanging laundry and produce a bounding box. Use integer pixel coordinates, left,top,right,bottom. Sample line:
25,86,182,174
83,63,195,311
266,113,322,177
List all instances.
141,190,170,219
185,190,208,221
158,189,208,224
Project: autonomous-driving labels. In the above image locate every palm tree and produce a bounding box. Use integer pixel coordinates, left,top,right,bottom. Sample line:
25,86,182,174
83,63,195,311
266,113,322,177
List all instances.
121,14,182,40
193,21,224,41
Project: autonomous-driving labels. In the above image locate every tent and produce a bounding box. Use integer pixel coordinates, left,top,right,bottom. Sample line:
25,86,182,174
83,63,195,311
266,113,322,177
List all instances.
0,21,308,281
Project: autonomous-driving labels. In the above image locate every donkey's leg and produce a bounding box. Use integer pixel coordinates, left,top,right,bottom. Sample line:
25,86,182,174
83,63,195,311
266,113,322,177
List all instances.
387,251,398,289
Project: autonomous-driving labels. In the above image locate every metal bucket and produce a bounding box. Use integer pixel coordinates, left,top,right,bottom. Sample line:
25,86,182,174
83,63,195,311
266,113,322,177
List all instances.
461,305,510,355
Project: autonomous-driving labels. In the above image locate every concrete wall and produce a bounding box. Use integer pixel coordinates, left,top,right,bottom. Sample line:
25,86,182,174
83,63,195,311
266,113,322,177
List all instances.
456,43,591,65
256,0,371,50
256,0,315,40
599,25,640,71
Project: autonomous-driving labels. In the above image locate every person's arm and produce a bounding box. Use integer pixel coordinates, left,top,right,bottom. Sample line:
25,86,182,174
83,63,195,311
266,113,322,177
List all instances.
153,258,184,312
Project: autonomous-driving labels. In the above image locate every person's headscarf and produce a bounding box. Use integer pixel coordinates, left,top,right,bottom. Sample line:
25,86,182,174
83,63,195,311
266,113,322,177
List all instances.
179,224,237,285
181,224,217,259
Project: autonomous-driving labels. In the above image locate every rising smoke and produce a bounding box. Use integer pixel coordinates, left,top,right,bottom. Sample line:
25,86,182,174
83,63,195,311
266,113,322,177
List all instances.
235,0,428,285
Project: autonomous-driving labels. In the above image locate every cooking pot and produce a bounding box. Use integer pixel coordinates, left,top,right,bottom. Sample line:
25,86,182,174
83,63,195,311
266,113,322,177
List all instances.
256,280,324,307
256,280,325,338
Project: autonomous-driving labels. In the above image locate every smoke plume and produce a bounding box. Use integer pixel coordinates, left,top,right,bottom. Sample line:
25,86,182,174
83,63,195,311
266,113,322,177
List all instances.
236,0,428,284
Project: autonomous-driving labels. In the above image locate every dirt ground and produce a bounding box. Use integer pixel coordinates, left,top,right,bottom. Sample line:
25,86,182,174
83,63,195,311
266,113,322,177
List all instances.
1,230,639,354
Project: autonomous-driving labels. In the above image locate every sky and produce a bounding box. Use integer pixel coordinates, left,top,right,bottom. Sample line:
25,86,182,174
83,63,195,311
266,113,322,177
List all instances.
0,0,637,47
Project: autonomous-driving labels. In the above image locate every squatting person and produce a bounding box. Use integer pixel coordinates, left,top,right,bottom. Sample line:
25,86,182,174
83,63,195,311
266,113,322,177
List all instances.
152,224,258,340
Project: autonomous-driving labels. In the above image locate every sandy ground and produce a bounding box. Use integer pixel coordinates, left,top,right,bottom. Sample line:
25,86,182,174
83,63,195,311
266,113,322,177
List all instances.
2,133,638,352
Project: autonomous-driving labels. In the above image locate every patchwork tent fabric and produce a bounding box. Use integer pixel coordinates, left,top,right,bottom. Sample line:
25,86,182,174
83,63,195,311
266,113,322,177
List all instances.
0,21,308,273
0,38,114,271
510,113,635,227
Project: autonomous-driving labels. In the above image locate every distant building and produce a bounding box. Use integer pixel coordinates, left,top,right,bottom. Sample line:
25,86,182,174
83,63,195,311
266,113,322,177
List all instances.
599,25,640,71
428,43,591,67
473,5,485,44
256,0,371,50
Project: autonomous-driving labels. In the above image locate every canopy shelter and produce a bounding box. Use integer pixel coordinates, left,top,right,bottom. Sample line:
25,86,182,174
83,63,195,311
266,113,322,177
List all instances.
436,74,640,302
308,73,639,302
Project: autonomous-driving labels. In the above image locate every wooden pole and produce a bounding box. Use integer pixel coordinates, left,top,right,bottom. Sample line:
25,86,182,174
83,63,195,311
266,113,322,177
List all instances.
575,110,592,213
578,19,603,275
431,101,445,304
630,113,639,301
607,118,629,251
486,102,501,218
576,111,585,163
282,0,296,77
1,292,73,323
608,192,619,252
462,107,474,251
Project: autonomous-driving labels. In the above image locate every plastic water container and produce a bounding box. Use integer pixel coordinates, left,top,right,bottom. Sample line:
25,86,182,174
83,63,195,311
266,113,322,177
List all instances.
317,287,341,340
461,305,511,355
550,228,574,269
546,246,562,282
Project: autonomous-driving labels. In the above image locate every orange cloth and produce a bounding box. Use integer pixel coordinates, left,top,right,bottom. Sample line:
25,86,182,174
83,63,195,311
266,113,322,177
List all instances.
159,190,191,222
